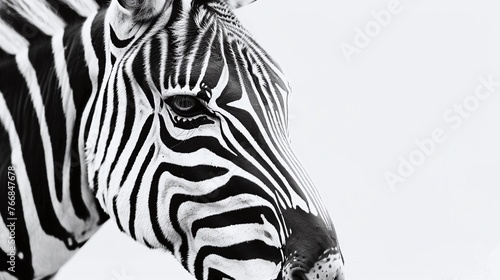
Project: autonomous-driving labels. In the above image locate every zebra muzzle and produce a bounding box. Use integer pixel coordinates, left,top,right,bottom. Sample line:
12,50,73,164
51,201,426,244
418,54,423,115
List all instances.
283,247,345,280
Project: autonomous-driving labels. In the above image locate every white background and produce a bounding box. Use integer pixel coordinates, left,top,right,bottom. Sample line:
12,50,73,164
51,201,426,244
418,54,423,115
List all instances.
56,0,500,279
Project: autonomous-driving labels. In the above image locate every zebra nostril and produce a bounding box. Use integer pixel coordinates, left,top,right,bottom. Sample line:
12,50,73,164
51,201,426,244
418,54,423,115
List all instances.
287,247,345,280
290,269,308,280
334,273,346,280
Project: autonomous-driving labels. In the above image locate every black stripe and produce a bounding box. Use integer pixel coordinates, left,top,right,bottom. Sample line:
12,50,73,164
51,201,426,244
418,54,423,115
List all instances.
28,39,66,202
129,146,155,240
0,6,49,45
160,163,228,183
90,11,107,94
0,121,35,279
159,115,235,156
176,12,200,89
143,238,154,249
228,113,308,207
213,40,241,105
207,268,234,280
149,36,162,92
252,49,288,114
148,150,174,252
92,77,109,158
242,47,288,128
148,161,230,258
242,47,273,113
62,22,93,109
132,47,155,109
191,206,279,238
159,114,289,210
164,23,179,90
194,240,281,280
189,26,216,91
107,69,135,189
0,49,11,61
45,0,84,24
91,76,109,193
98,75,119,188
224,115,293,200
236,48,309,206
201,33,224,91
109,25,134,48
215,44,296,204
94,0,111,8
0,58,75,249
170,176,277,269
120,115,154,186
63,23,93,220
83,11,107,147
112,195,124,232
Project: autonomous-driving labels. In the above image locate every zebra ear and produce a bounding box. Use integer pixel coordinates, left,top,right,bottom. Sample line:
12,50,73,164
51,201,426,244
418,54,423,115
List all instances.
115,0,173,21
107,0,173,58
224,0,257,9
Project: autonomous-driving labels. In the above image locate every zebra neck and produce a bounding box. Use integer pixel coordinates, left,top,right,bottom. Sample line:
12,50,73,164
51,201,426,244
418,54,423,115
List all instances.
27,12,109,228
0,11,108,280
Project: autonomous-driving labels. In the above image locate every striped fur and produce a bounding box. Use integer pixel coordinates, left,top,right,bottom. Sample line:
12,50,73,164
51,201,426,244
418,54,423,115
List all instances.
0,0,345,279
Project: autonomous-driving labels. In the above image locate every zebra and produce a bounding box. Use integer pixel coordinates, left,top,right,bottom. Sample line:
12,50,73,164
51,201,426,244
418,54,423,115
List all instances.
0,0,345,279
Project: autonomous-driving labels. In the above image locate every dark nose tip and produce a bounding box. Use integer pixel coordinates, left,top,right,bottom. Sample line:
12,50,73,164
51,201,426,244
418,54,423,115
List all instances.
283,247,345,280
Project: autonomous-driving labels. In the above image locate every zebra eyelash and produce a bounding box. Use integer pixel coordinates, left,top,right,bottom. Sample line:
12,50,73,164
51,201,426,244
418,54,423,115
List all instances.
171,114,215,129
165,95,215,129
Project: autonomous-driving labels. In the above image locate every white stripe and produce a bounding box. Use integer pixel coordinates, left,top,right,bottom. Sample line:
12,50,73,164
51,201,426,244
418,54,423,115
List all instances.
15,49,68,226
79,12,100,193
195,223,279,250
0,18,29,55
179,193,280,242
144,41,162,109
52,31,98,240
226,43,324,219
0,91,71,278
59,0,100,17
72,13,109,231
242,48,329,222
192,23,218,91
248,51,287,125
52,31,76,197
207,53,296,225
185,15,215,87
5,0,66,35
213,48,296,211
203,255,280,280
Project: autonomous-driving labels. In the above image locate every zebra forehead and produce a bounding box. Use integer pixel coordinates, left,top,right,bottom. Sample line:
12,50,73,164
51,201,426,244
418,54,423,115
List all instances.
136,1,291,108
163,2,257,60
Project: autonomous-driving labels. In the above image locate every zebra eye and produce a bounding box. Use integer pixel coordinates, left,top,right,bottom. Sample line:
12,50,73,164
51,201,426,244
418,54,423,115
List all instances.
168,95,205,117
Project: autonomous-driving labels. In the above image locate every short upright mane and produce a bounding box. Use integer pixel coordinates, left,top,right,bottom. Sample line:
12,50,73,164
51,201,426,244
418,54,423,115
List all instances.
0,0,108,59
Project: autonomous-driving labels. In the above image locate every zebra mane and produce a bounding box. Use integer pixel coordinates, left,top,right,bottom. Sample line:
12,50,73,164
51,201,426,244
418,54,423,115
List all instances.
0,0,108,59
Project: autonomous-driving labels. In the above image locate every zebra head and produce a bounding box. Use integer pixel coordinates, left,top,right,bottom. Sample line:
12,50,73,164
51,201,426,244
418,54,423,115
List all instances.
84,0,345,279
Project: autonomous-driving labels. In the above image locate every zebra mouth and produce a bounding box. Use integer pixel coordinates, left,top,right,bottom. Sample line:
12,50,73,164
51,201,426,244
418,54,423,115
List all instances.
282,247,345,280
